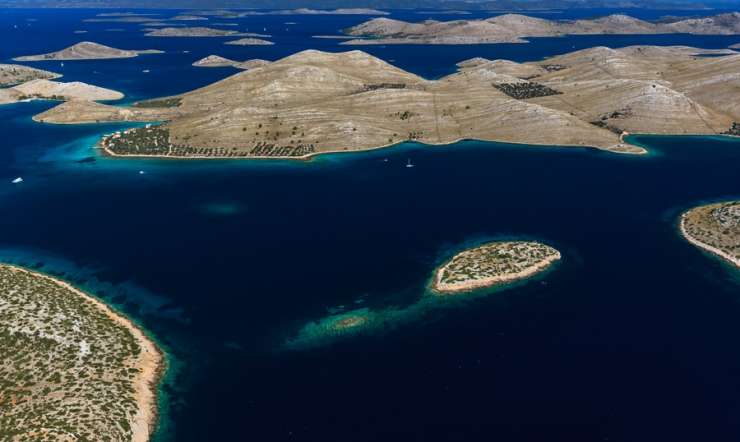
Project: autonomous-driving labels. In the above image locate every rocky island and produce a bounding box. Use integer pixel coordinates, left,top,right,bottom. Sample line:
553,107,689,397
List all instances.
0,79,123,105
30,45,740,159
432,241,561,294
192,55,271,69
344,12,740,45
144,27,242,37
241,8,388,15
192,55,241,68
14,42,163,61
0,64,59,87
224,37,274,46
0,264,163,441
680,202,740,268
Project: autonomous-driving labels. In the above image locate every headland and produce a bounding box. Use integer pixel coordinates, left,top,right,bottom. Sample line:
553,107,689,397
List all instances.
680,201,740,268
0,264,163,441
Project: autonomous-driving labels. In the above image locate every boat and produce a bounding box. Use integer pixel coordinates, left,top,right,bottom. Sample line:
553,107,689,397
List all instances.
11,177,23,184
405,159,414,168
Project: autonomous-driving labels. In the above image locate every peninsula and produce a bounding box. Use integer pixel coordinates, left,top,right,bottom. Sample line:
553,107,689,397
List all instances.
680,201,740,268
433,241,561,294
14,42,163,61
31,46,740,159
0,264,163,441
0,63,59,87
344,12,740,45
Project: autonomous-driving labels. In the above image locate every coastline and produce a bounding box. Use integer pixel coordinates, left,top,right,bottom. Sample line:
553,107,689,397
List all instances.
678,213,740,268
432,250,561,294
96,135,645,161
3,264,165,442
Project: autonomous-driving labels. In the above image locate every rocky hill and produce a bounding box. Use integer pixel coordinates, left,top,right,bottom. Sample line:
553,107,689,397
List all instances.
32,47,740,158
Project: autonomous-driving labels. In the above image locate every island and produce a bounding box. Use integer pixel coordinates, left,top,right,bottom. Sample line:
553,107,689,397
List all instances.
0,79,123,105
192,55,241,68
192,55,271,69
680,201,740,268
0,64,59,87
30,45,740,159
84,15,159,23
224,37,274,46
170,14,208,21
14,42,163,61
0,264,163,441
144,27,242,37
432,241,561,294
240,8,389,15
343,12,740,45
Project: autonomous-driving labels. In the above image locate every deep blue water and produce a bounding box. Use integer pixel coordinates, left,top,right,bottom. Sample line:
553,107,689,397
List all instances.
2,8,740,442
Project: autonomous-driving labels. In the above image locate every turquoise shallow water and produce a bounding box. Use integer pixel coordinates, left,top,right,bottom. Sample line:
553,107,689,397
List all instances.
3,8,740,442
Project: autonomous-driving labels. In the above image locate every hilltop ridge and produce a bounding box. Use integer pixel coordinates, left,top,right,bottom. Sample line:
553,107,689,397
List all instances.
344,12,740,44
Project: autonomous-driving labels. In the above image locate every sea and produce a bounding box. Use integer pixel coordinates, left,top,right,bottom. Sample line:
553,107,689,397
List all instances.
2,7,740,442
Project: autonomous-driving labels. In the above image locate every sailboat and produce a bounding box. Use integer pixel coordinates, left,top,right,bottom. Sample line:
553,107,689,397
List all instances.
405,159,414,168
11,177,23,184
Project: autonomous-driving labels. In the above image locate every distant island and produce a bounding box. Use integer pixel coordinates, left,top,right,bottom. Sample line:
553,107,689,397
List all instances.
0,63,59,87
432,241,561,294
192,55,240,67
192,55,271,69
14,41,163,61
239,8,388,15
224,37,274,46
344,12,740,45
144,26,242,37
680,201,740,268
0,264,163,441
84,15,159,23
170,14,208,21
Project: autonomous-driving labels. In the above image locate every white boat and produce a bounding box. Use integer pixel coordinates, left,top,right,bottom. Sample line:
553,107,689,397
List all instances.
142,69,150,73
405,159,414,168
11,177,23,184
138,170,145,175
